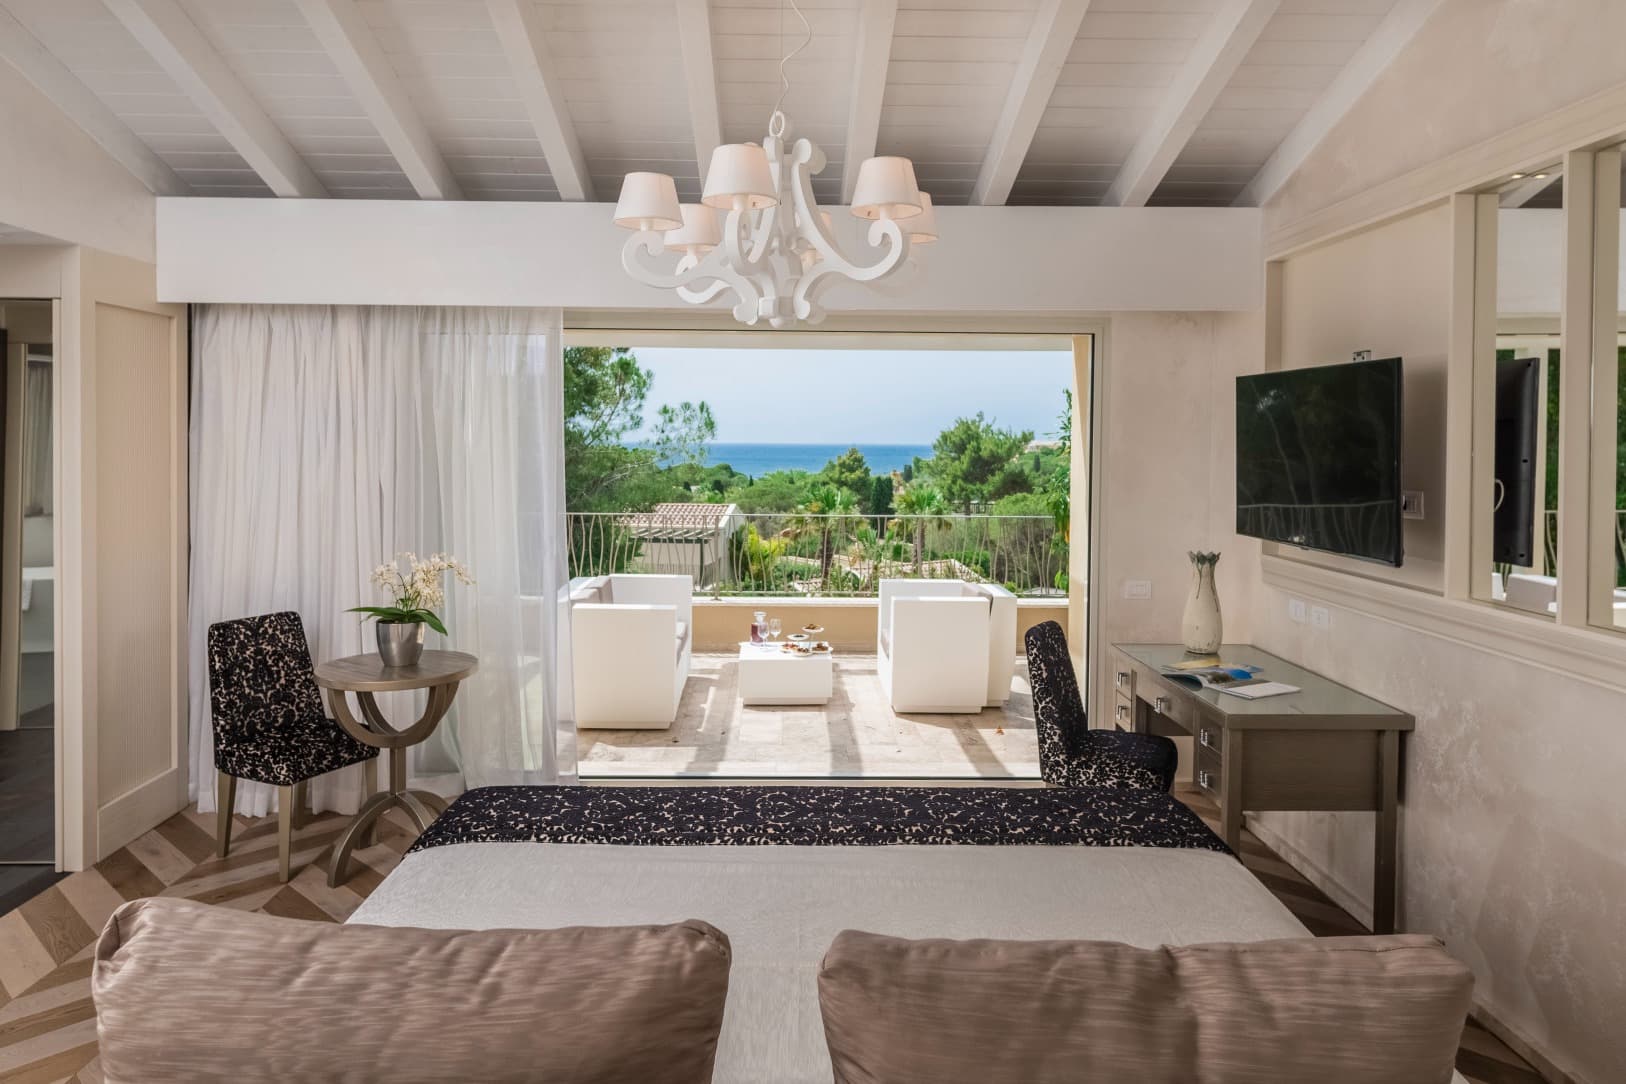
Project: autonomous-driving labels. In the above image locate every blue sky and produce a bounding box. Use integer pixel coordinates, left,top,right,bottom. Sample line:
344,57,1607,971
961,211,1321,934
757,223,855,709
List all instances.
627,346,1075,444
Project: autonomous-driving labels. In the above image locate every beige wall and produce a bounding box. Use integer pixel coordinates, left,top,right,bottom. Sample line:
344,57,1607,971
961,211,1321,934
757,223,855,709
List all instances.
0,60,156,261
1276,204,1454,580
691,598,1066,658
1091,311,1263,708
1265,0,1626,235
1214,9,1626,1078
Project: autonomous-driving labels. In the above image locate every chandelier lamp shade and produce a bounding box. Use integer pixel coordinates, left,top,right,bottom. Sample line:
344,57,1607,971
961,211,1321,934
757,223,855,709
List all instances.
612,1,934,328
611,171,683,233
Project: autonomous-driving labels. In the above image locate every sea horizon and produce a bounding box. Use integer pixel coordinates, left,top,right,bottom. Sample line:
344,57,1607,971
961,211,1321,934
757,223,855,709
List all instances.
641,441,934,477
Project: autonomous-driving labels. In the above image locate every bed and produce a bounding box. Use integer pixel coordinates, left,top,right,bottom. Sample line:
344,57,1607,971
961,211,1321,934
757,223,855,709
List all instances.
348,785,1443,1084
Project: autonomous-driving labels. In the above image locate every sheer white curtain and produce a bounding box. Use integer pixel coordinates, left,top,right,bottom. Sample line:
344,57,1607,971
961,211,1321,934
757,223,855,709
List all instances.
188,305,573,817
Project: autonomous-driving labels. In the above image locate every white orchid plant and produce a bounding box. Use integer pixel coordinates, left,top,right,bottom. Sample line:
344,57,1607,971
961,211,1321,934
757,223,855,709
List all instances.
349,552,474,636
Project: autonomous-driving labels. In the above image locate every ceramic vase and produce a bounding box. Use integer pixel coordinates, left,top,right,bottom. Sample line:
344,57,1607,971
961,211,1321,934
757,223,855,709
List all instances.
376,620,426,667
1181,551,1222,654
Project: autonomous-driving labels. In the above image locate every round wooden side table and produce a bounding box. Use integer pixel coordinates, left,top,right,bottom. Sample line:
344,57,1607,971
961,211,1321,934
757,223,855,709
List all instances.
314,649,478,887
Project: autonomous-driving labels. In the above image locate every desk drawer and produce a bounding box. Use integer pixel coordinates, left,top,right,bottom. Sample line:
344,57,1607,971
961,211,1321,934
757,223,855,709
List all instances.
1194,746,1223,796
1110,657,1136,699
1195,721,1222,761
1137,673,1196,732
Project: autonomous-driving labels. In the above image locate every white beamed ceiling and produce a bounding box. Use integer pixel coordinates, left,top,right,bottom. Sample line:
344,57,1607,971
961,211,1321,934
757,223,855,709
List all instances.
1,0,1417,206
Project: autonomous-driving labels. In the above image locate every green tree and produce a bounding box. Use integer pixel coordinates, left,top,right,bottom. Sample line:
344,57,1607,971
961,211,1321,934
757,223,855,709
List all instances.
726,469,817,513
892,483,953,574
924,413,1034,511
563,346,714,511
819,446,872,506
785,483,862,583
869,474,895,519
1047,388,1073,538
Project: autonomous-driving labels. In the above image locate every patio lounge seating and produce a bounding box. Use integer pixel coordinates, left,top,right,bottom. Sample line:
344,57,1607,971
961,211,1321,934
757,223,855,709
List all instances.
877,579,1016,714
568,574,693,729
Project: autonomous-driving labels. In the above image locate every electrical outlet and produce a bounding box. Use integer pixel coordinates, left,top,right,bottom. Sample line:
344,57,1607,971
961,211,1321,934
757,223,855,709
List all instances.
1122,579,1152,600
1310,605,1331,631
1401,491,1425,520
1288,598,1307,623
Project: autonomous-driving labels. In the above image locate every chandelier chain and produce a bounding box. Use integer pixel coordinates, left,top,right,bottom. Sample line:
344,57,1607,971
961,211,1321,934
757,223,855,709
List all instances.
772,0,812,127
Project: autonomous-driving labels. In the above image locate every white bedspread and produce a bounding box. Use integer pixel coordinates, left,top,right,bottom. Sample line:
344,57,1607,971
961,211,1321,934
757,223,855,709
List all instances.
351,842,1311,1083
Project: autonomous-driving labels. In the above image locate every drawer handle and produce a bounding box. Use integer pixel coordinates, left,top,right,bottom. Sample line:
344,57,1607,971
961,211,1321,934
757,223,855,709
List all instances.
1197,769,1214,790
1114,703,1128,722
1114,670,1129,687
1154,696,1171,715
1199,728,1216,750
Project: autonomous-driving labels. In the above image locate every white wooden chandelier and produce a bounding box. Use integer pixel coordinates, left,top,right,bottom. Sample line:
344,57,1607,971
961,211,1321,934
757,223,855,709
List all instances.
611,1,937,329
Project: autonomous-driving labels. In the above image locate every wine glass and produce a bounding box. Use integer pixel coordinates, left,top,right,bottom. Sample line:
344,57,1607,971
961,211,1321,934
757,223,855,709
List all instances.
768,617,782,643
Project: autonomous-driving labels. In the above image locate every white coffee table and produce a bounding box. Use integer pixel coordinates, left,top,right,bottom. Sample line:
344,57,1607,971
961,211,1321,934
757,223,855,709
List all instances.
737,641,834,705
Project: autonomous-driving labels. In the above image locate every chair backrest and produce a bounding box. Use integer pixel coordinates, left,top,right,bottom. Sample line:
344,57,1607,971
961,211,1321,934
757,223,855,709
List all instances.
1024,620,1087,782
206,612,323,747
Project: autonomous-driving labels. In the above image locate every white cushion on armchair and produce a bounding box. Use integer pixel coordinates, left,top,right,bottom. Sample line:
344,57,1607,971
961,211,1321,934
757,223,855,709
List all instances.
569,574,693,729
877,579,1015,711
878,580,994,714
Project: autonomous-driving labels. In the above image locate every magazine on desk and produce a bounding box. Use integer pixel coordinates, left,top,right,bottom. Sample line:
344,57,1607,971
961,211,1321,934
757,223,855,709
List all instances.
1158,658,1299,699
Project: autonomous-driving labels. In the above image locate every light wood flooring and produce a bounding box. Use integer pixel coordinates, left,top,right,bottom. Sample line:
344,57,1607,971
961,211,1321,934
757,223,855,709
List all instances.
578,653,1041,779
0,785,1544,1084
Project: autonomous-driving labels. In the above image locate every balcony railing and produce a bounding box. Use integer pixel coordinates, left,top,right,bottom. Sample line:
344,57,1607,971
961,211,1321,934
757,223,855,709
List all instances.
567,510,1069,599
1540,509,1626,581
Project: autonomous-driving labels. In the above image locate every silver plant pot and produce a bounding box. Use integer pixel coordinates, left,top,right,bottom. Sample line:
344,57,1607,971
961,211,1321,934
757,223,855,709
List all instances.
376,620,426,667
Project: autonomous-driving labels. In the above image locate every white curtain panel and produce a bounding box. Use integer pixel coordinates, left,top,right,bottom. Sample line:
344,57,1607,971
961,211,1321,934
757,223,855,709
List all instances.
188,305,574,818
21,356,51,515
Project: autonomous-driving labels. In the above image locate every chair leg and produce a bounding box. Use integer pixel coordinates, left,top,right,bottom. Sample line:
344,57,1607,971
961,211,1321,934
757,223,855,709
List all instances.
276,784,295,883
215,772,237,858
291,779,307,832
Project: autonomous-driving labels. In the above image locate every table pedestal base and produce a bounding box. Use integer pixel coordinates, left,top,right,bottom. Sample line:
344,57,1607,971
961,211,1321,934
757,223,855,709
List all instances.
328,744,448,887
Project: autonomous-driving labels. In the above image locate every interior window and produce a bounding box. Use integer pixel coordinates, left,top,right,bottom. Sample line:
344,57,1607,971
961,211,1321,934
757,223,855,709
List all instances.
1488,166,1564,618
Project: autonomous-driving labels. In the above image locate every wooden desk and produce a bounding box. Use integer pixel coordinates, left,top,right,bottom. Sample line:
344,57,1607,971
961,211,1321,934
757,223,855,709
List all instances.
1109,643,1413,934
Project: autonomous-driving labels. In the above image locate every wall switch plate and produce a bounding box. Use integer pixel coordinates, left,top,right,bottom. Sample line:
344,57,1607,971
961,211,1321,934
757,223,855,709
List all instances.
1288,598,1307,623
1122,579,1152,600
1310,605,1331,630
1401,491,1425,519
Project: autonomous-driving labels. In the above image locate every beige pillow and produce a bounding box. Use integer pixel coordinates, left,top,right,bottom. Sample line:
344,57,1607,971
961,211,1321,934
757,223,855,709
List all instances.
818,930,1471,1084
94,897,732,1084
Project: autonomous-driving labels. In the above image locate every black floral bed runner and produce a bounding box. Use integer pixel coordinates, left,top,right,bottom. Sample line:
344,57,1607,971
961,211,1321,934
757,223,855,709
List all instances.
408,785,1230,855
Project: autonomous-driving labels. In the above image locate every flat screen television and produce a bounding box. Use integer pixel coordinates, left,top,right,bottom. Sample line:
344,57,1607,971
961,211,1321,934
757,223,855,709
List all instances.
1236,357,1404,566
1492,356,1540,567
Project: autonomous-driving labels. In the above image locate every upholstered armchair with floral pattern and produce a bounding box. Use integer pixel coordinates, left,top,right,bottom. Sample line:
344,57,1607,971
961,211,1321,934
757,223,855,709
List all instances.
207,612,378,881
1024,621,1177,791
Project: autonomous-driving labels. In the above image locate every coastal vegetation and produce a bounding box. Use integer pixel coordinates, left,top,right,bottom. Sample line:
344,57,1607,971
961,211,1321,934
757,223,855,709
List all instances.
565,345,1072,596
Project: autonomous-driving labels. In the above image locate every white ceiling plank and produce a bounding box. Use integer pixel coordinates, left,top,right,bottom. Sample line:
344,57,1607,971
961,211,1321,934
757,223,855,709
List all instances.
674,0,722,184
969,0,1092,207
485,0,594,202
101,0,327,198
841,0,898,205
1234,0,1444,208
1103,0,1281,208
0,6,188,196
291,0,462,200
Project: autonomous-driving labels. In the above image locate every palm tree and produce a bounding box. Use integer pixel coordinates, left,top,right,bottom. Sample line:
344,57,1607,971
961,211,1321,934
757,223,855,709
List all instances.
784,483,862,584
891,483,953,575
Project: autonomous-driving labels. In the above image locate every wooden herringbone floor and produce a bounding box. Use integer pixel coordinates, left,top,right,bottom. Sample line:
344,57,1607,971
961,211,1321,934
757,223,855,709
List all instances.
0,787,1546,1084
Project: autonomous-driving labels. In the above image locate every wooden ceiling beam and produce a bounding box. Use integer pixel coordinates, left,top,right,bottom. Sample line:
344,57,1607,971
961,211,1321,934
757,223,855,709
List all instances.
293,0,462,200
970,0,1092,207
103,0,326,197
486,0,594,202
1104,0,1279,208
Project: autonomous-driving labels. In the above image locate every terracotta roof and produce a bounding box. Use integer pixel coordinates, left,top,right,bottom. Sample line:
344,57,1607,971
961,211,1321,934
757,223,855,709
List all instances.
619,503,738,539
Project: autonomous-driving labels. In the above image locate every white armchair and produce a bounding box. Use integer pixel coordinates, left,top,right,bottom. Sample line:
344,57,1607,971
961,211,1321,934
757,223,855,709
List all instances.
568,574,693,729
877,579,1017,713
